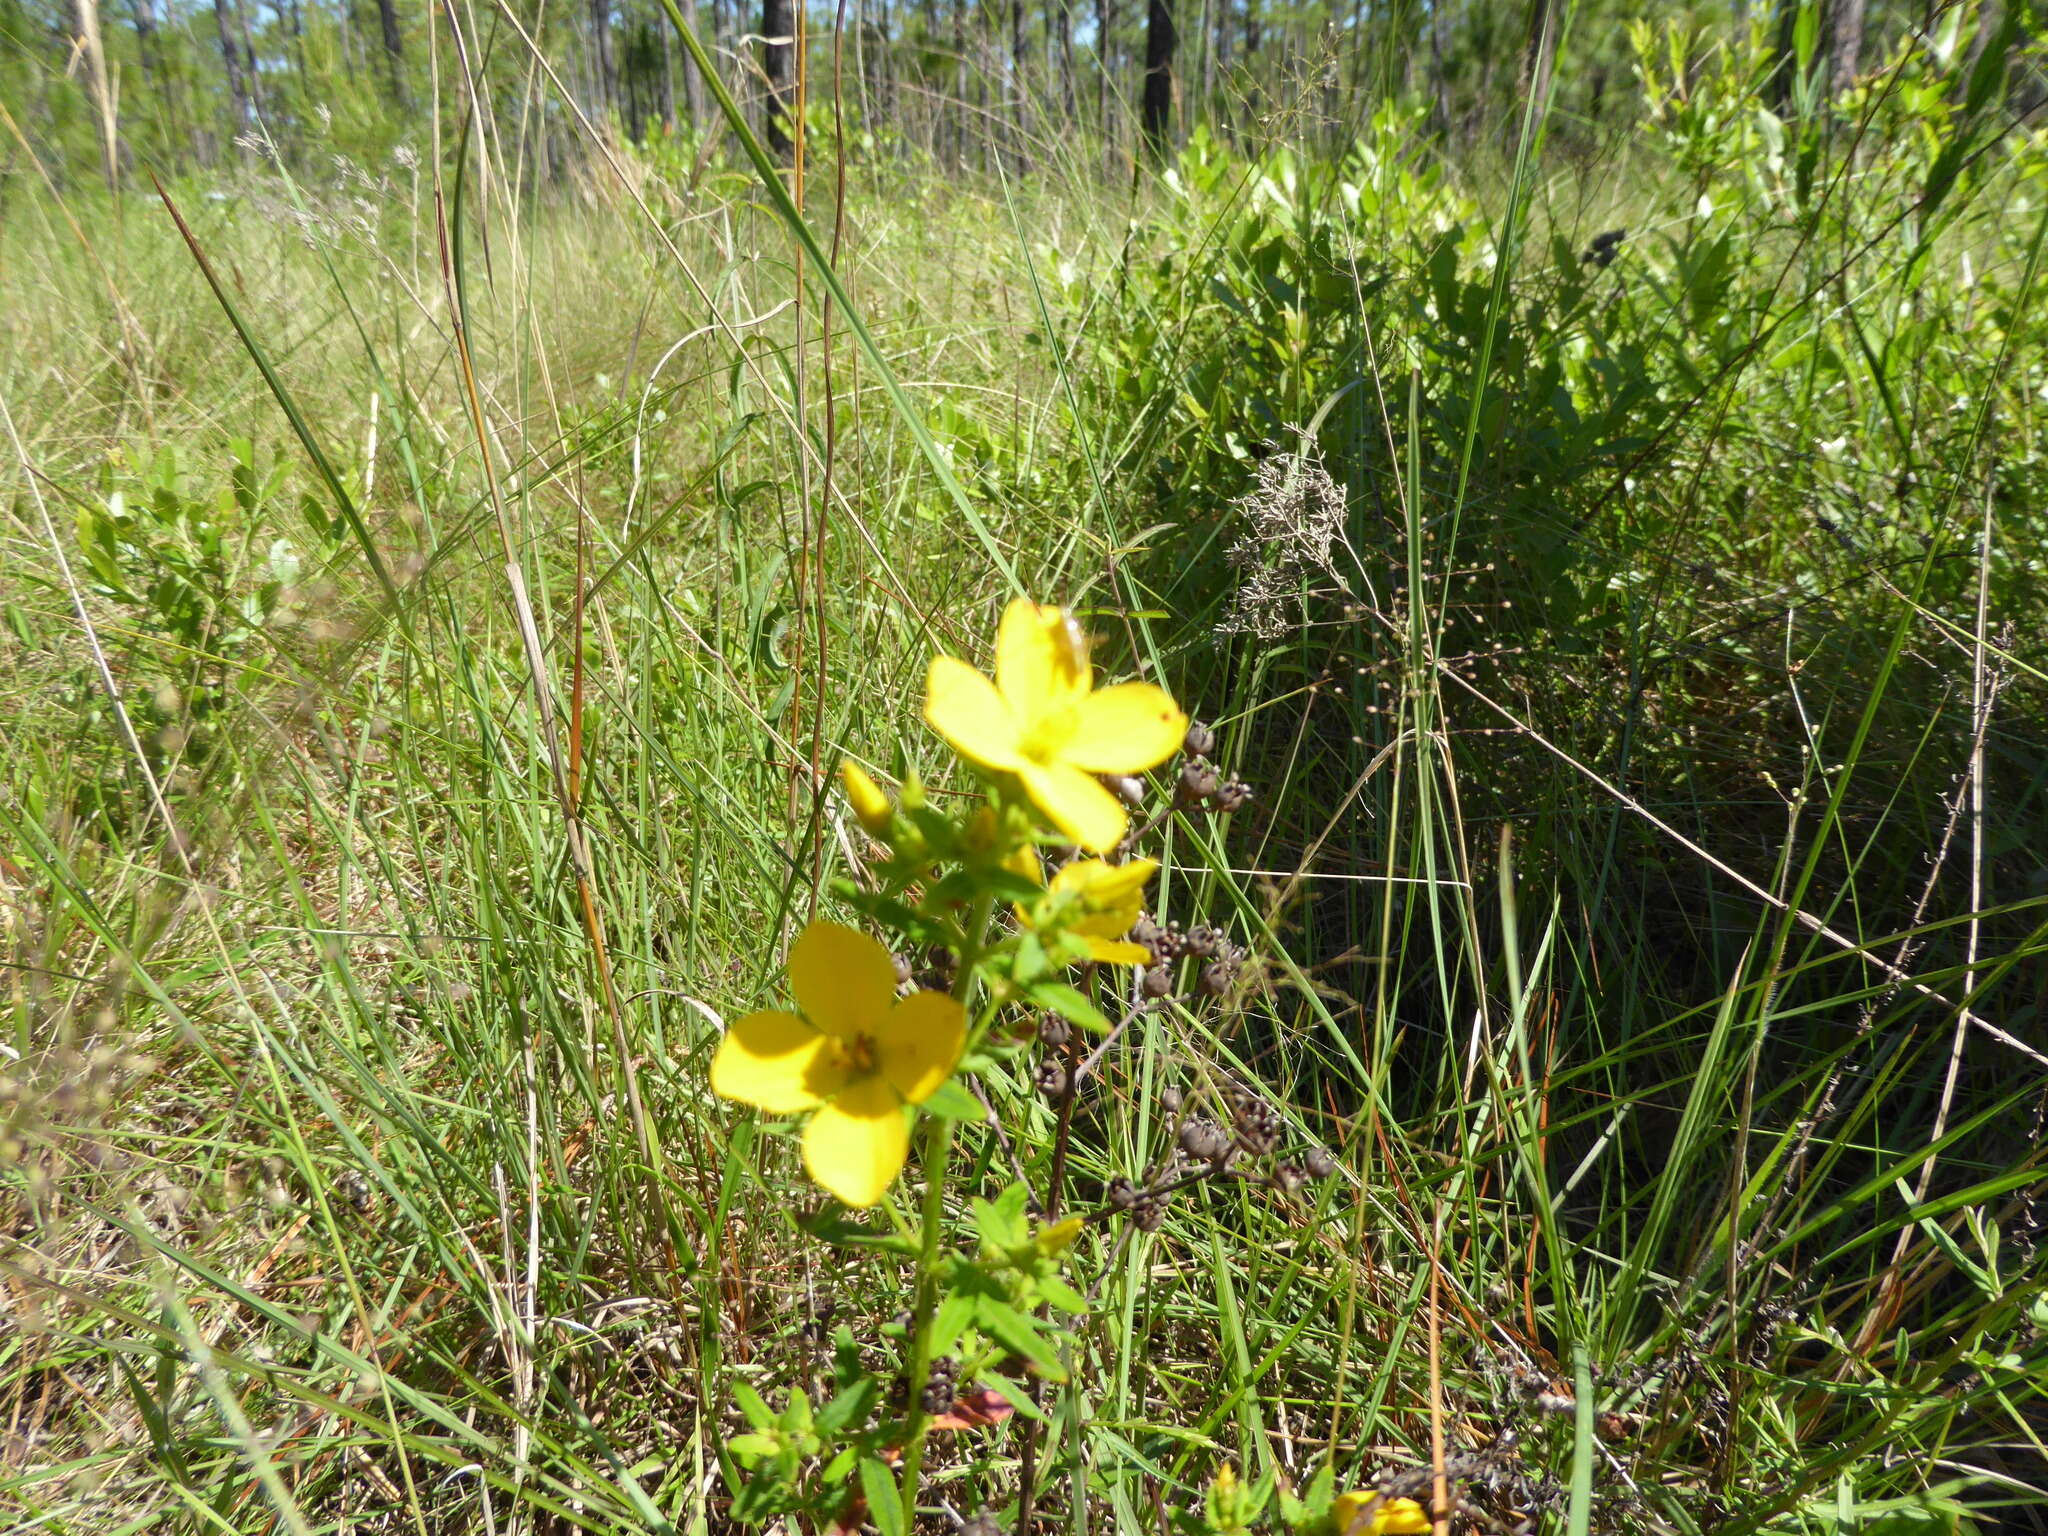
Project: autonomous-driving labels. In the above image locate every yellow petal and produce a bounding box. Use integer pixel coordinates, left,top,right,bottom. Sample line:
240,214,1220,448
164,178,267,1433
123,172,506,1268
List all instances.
1050,856,1158,905
996,599,1091,716
924,655,1024,771
711,1010,842,1112
872,989,965,1103
1059,682,1188,773
1016,759,1128,853
1333,1494,1431,1536
802,1076,910,1207
1081,936,1154,965
841,760,893,835
788,920,898,1038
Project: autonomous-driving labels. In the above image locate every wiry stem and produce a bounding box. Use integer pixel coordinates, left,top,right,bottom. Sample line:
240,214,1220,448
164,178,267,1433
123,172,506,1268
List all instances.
898,890,994,1530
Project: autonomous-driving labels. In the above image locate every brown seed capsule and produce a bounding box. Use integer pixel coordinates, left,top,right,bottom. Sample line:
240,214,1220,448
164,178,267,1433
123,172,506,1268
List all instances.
1038,1012,1073,1050
1183,720,1217,758
1303,1145,1339,1179
1106,773,1146,808
1131,1189,1171,1232
1198,960,1236,997
1141,964,1175,999
1177,759,1221,808
1105,1175,1140,1210
1034,1059,1072,1098
1178,1116,1231,1162
1215,778,1254,813
1158,1084,1182,1112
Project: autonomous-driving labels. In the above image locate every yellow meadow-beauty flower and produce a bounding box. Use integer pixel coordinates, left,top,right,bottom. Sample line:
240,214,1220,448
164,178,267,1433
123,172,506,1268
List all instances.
924,599,1186,854
1015,856,1158,966
840,759,894,836
1332,1492,1431,1536
710,920,964,1207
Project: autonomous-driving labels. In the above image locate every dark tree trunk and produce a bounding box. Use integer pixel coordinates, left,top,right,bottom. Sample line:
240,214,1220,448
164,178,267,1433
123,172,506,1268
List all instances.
1770,0,1801,108
213,0,252,127
951,0,967,164
1141,0,1174,155
592,0,618,118
763,0,794,156
1828,0,1865,87
1054,0,1074,116
677,0,703,124
376,0,405,98
129,0,157,74
1520,0,1555,117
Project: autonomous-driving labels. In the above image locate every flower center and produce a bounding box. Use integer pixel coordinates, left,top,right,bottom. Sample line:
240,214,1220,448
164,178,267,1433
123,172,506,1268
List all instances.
1018,703,1078,764
828,1032,878,1076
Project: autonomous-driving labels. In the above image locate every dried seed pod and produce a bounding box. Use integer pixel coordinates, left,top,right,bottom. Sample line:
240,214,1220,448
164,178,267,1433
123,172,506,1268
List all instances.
1158,1084,1182,1112
1303,1145,1339,1179
1183,720,1217,758
1034,1059,1072,1098
1106,773,1146,808
1215,778,1254,813
1037,1012,1073,1050
1198,959,1237,997
1273,1161,1308,1195
922,1355,960,1413
1141,964,1175,999
1105,1175,1140,1211
1132,1188,1172,1232
1183,924,1223,958
1178,1116,1231,1163
1131,914,1165,959
1233,1100,1284,1157
1177,759,1221,809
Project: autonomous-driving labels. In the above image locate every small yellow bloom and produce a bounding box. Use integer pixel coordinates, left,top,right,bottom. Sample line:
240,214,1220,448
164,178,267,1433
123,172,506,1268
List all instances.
1015,856,1158,965
841,760,894,835
711,920,965,1208
924,599,1187,853
1333,1493,1431,1536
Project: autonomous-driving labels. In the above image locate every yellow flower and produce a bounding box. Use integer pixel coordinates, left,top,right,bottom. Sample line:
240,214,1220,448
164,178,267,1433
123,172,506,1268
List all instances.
1016,856,1158,965
710,920,965,1208
1333,1493,1431,1536
841,760,894,835
924,599,1187,854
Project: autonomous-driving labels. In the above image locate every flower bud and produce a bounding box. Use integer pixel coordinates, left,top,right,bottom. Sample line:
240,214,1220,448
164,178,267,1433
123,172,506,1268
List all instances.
1106,773,1146,807
841,760,893,835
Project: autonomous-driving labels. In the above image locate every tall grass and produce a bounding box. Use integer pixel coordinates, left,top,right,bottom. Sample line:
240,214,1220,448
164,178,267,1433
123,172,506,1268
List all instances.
3,7,2046,1535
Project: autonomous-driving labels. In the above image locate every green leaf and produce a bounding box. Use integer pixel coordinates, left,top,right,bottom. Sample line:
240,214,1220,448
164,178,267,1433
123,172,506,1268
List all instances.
920,1079,982,1122
1025,981,1110,1033
859,1456,905,1536
1037,1275,1088,1315
733,1383,775,1431
726,1433,780,1465
972,1297,1065,1380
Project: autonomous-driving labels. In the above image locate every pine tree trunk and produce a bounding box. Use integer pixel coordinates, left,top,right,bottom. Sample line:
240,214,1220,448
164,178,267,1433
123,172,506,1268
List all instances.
1828,0,1865,87
1141,0,1174,155
763,0,795,156
1520,0,1555,118
213,0,251,130
376,0,406,100
592,0,618,120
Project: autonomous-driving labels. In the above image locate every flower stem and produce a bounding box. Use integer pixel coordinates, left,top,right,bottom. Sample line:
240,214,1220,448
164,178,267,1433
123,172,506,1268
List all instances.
897,890,994,1530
